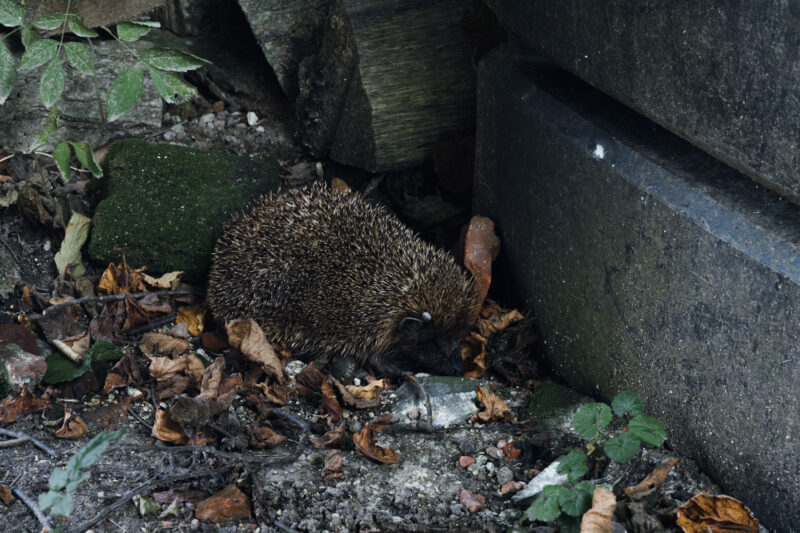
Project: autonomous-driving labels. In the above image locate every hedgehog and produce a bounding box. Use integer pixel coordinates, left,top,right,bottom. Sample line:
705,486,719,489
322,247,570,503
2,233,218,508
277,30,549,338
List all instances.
207,182,477,377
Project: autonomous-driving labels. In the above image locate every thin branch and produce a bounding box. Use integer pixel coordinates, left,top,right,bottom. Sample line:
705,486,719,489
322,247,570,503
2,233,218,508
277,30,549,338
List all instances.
11,486,52,532
0,437,30,448
0,428,58,457
42,290,195,314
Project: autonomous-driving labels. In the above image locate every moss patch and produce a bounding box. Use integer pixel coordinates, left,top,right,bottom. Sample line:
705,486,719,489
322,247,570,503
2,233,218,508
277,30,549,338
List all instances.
88,139,282,283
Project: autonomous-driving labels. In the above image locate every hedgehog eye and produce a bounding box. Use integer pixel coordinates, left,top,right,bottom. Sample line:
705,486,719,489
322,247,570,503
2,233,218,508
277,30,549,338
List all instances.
421,311,432,322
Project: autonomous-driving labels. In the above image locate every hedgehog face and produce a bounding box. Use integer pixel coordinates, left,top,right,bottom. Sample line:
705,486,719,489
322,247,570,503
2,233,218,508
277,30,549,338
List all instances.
379,314,465,376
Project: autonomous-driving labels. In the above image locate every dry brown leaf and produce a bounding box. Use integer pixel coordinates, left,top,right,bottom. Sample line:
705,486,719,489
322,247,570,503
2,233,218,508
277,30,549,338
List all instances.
461,331,487,378
309,423,347,450
625,458,681,497
140,332,191,356
253,382,289,405
226,319,287,384
345,379,387,400
331,376,380,409
97,262,146,295
136,293,172,314
460,216,501,322
459,489,486,513
102,353,144,394
177,305,205,336
320,378,343,422
142,270,183,290
248,426,287,449
195,484,251,523
55,409,88,439
676,493,759,533
580,486,616,533
152,408,189,444
51,331,90,363
197,356,225,399
149,354,205,387
353,415,399,464
0,484,14,505
474,385,513,422
476,300,524,337
122,293,152,331
322,449,345,480
296,363,325,389
0,387,52,423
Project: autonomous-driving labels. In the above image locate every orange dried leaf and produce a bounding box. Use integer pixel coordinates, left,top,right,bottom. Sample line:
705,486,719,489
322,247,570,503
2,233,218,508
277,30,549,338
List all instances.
148,353,205,387
320,378,343,422
122,293,152,331
248,426,287,449
140,332,191,356
226,319,286,384
197,356,225,399
322,449,345,480
353,415,399,464
475,300,524,338
676,493,759,533
0,484,14,505
345,379,387,400
625,458,681,497
475,385,513,422
0,387,51,423
97,262,146,295
177,305,205,336
580,486,616,533
196,484,251,523
461,216,501,321
461,331,487,378
55,409,88,439
142,270,183,290
152,408,190,445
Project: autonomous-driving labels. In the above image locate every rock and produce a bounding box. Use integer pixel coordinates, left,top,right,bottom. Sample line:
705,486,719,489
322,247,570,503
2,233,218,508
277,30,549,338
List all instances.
87,139,282,283
390,375,481,428
511,460,568,502
475,47,800,531
0,39,162,153
495,466,514,486
486,1,800,204
0,324,47,396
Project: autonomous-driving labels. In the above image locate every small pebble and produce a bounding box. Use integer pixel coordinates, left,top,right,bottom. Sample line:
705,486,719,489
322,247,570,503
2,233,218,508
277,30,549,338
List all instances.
247,111,258,125
459,456,476,468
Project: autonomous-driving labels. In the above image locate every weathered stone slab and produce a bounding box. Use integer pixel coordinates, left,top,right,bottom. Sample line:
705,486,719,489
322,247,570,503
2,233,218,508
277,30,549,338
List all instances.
88,140,282,283
475,48,800,531
485,1,800,204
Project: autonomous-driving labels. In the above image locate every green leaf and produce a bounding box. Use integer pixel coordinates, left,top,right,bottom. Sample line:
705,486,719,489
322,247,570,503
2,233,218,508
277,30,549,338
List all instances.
43,106,61,133
557,514,581,533
141,47,209,71
0,39,16,104
28,131,49,152
47,468,69,491
20,26,39,49
44,352,89,383
69,141,102,177
38,490,60,511
47,491,73,517
629,414,667,447
116,21,152,41
557,449,588,484
32,13,66,30
69,20,98,37
106,65,143,121
68,429,127,474
558,486,592,517
523,485,565,522
604,431,640,462
611,391,644,417
148,65,196,104
573,402,612,439
52,140,71,182
39,57,65,108
54,210,91,277
63,41,94,74
0,0,23,27
129,20,161,28
18,38,59,70
88,340,123,362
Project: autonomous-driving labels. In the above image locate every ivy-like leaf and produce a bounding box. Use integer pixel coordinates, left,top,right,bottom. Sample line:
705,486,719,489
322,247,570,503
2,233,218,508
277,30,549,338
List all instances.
629,414,667,447
573,402,612,439
604,431,640,462
611,391,644,417
0,0,24,27
106,65,143,121
63,42,94,74
116,21,152,41
148,65,196,104
20,26,38,49
54,210,90,277
39,57,65,108
32,13,66,30
69,141,103,177
141,47,209,72
18,38,59,70
0,39,16,103
556,448,588,484
47,468,68,491
44,106,61,133
524,485,565,522
558,486,592,517
129,20,161,28
69,20,98,37
52,140,71,182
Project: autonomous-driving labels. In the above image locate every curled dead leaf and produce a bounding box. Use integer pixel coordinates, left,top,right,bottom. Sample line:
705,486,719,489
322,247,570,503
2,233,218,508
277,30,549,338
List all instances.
309,423,347,450
625,458,681,498
248,426,287,449
322,449,345,480
676,493,759,533
0,387,52,423
177,304,205,336
330,376,380,409
460,215,500,321
55,409,88,439
353,415,399,464
475,300,524,338
140,332,191,356
580,486,616,533
474,385,513,422
345,379,387,400
142,270,183,290
195,484,251,523
320,378,343,422
51,331,90,363
226,319,286,384
0,484,14,505
461,331,487,378
98,262,146,295
197,356,225,399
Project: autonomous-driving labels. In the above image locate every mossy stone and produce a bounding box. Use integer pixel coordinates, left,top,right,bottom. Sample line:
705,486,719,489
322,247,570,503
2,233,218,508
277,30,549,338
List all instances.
88,139,282,283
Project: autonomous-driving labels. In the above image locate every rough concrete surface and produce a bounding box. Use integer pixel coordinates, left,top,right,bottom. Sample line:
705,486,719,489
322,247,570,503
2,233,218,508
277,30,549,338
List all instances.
474,47,800,532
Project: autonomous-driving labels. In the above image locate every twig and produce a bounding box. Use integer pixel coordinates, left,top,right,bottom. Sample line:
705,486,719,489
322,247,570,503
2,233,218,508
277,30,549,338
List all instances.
11,486,52,532
66,467,234,533
42,290,194,314
0,153,14,163
0,428,58,457
0,437,30,448
127,407,153,431
120,443,292,464
33,151,90,173
274,408,310,460
124,312,177,336
0,236,19,263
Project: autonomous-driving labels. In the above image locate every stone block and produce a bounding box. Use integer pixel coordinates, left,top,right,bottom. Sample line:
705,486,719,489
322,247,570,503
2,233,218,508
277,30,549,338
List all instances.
474,48,800,531
0,324,47,396
486,1,800,204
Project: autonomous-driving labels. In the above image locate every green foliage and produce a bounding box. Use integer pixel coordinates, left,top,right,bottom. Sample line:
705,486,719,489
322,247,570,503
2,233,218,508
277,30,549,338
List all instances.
523,391,667,526
39,429,126,517
0,0,208,177
44,340,123,384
